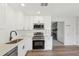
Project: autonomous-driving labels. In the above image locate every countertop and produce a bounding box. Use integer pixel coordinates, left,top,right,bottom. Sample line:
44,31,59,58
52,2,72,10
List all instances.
0,36,24,56
0,44,17,56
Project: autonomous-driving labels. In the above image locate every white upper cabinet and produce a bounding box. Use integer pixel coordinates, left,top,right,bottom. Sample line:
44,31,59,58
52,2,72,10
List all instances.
24,16,33,30
15,12,25,30
24,16,51,31
33,16,44,23
0,4,6,29
6,5,24,30
44,16,51,30
4,4,51,31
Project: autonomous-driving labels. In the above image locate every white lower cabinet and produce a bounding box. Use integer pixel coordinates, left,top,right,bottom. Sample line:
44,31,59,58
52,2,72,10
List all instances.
18,40,27,56
17,36,32,56
26,38,32,50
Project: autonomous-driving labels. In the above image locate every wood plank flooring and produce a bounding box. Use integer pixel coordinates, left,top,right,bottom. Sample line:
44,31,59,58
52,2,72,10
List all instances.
26,46,79,56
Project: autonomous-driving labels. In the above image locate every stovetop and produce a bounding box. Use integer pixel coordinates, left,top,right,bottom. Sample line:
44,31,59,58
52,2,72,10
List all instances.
33,32,44,40
33,36,44,40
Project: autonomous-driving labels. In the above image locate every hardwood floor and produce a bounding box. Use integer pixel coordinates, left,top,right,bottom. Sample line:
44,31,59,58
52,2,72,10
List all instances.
26,46,79,56
53,39,64,46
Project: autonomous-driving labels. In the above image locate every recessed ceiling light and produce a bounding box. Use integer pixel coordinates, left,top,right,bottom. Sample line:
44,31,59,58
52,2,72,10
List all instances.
21,3,25,7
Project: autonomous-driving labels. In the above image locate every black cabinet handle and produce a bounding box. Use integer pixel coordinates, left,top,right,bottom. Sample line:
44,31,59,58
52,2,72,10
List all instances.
22,45,25,49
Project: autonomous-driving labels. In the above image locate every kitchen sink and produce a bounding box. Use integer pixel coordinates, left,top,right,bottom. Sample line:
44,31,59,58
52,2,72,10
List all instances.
6,39,23,44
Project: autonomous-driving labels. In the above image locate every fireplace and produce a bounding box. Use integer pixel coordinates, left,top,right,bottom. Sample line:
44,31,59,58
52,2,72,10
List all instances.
33,40,45,49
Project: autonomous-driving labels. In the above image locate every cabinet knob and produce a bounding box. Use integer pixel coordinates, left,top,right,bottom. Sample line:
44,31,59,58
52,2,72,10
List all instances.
22,45,25,49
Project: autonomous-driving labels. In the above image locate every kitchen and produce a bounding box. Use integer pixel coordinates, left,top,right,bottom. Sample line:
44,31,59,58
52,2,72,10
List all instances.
0,3,79,56
0,3,52,56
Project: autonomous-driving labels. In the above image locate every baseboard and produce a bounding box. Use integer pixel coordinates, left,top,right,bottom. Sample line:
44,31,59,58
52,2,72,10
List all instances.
56,40,64,44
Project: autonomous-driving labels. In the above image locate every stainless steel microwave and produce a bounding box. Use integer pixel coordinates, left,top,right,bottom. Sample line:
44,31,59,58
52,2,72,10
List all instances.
33,23,44,29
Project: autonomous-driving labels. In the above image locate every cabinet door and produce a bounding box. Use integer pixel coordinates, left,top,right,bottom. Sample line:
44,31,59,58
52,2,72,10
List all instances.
6,5,16,30
26,38,32,50
18,40,26,56
24,16,33,30
0,4,6,29
6,6,24,30
16,12,24,30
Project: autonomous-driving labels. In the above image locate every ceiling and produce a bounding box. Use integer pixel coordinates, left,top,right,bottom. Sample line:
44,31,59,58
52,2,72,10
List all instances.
8,3,79,16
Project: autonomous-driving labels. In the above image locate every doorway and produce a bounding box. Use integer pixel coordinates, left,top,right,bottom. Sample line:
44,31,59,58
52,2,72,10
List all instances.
51,22,64,48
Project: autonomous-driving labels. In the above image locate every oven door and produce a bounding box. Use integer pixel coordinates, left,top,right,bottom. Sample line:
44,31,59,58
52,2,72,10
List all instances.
33,40,45,49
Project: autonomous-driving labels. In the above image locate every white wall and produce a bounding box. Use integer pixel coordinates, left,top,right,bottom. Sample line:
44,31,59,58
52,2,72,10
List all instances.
57,22,64,43
65,17,76,45
44,16,52,50
76,17,79,45
0,4,25,43
6,5,25,30
0,4,10,43
51,16,77,45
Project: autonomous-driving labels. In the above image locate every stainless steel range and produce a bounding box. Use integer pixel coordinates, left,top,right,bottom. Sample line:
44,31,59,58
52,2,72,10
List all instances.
33,32,44,40
32,23,45,49
32,32,45,49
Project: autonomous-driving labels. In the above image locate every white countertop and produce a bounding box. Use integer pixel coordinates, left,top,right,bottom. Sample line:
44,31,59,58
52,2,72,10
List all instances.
0,44,17,56
0,36,24,56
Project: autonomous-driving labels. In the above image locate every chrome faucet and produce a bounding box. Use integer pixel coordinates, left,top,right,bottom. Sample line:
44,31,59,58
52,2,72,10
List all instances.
10,31,17,41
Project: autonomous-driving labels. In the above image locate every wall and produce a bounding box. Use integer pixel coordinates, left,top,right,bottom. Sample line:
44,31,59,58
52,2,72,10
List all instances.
76,17,79,45
6,5,25,30
0,4,25,43
65,17,76,45
44,16,52,50
0,4,9,43
51,16,77,45
57,22,64,43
